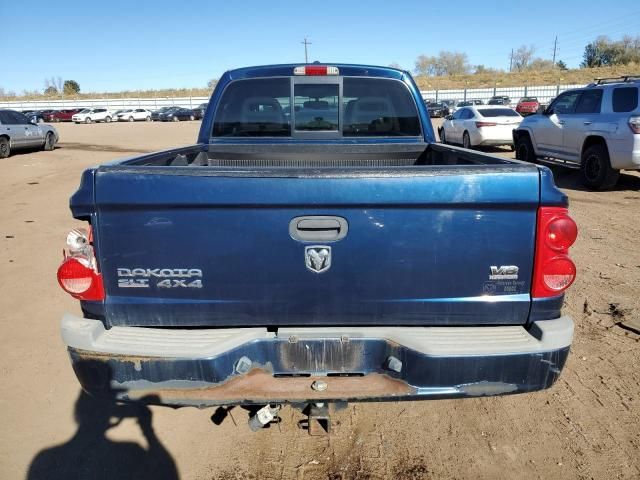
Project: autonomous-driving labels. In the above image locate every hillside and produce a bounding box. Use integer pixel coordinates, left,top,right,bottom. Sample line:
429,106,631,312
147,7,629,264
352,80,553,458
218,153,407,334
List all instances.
414,64,640,90
2,65,640,102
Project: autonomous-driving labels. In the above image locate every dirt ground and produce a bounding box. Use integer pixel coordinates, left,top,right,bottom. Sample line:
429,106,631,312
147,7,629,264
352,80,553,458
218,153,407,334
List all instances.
0,120,638,480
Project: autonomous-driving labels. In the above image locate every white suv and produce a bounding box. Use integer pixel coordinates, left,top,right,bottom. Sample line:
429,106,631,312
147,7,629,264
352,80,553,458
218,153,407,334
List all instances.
72,108,114,124
513,76,640,189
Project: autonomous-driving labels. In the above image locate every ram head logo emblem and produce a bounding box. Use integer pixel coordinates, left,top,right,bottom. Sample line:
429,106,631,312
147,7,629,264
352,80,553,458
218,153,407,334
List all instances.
305,246,332,273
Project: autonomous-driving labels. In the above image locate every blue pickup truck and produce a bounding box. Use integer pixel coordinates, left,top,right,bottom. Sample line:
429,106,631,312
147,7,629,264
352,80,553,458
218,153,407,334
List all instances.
58,64,577,430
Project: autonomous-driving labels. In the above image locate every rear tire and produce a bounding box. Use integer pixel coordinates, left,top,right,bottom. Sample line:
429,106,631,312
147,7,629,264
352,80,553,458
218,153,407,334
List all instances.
129,116,134,122
580,144,619,190
146,116,151,122
173,115,179,122
0,137,10,158
515,133,536,163
105,116,112,123
43,132,55,151
462,131,472,149
189,115,195,121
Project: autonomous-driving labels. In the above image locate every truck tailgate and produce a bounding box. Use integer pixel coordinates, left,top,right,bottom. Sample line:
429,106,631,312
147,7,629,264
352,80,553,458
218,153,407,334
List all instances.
92,165,540,327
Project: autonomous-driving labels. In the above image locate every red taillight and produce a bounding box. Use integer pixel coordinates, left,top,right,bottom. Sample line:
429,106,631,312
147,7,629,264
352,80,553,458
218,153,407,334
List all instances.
475,121,497,127
57,257,104,300
293,65,339,76
532,207,578,298
57,227,104,301
629,116,640,134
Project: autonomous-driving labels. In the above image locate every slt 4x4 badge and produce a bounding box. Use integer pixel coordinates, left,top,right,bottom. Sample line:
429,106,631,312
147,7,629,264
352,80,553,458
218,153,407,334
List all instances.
305,246,331,273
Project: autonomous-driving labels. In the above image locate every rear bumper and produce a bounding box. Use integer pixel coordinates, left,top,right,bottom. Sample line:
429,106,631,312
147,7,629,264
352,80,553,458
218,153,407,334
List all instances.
62,314,573,407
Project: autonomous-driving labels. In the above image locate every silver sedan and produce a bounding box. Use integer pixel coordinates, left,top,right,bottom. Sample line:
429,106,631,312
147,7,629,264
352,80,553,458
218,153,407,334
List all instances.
0,109,59,158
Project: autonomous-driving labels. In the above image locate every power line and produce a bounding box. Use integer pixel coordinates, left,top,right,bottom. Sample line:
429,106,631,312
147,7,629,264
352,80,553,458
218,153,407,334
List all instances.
552,36,558,65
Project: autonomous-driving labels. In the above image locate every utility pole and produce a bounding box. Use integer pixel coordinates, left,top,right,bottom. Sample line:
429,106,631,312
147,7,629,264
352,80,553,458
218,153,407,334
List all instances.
301,37,312,63
509,48,514,72
552,35,558,66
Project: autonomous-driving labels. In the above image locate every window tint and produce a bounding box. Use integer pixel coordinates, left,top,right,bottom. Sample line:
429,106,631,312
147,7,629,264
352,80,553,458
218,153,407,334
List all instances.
575,89,603,114
12,112,30,124
477,108,520,117
0,111,13,124
343,78,420,136
294,84,339,131
452,109,464,120
520,97,538,102
2,111,29,124
551,91,580,114
612,87,638,112
212,78,291,137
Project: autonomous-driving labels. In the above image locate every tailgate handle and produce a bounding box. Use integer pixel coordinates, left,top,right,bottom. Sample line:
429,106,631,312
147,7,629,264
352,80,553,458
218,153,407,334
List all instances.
290,216,348,242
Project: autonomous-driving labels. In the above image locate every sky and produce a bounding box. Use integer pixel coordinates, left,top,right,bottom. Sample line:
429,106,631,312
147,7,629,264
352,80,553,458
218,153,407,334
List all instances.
2,0,639,94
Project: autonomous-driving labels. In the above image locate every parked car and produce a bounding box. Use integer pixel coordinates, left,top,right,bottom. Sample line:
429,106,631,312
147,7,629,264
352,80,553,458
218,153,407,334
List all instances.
515,97,540,116
45,109,84,122
488,96,511,106
426,101,448,118
72,108,114,124
439,105,522,149
26,110,56,123
514,76,640,189
440,99,460,114
457,99,484,108
116,108,152,122
192,103,208,120
58,63,577,432
111,110,130,120
150,106,176,121
156,107,196,122
0,109,58,158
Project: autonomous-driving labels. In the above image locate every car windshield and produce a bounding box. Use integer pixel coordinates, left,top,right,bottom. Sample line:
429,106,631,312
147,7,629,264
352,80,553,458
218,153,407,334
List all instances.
477,108,520,117
520,97,538,102
78,109,91,113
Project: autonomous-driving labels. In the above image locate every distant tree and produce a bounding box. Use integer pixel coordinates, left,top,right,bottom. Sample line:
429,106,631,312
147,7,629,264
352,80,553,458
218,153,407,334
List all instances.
207,78,218,89
44,76,64,95
438,51,471,75
511,45,536,71
388,62,403,70
580,35,640,67
414,55,438,75
475,64,501,74
556,60,568,70
414,51,470,76
64,80,80,95
527,58,556,71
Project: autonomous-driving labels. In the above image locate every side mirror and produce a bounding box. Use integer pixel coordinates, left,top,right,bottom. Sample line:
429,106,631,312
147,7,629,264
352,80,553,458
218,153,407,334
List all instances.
30,118,38,125
445,114,453,120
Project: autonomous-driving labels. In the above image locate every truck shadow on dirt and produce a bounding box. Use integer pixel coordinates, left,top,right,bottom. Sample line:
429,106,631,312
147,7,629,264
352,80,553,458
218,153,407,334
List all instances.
26,361,179,480
549,166,640,192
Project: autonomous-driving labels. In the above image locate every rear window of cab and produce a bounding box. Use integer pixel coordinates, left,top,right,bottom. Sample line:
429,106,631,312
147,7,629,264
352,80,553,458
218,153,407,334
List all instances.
211,77,421,138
